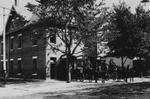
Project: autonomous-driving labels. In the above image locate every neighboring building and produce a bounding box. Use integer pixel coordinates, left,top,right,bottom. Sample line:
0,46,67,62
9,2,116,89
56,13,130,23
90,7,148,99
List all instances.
101,56,133,68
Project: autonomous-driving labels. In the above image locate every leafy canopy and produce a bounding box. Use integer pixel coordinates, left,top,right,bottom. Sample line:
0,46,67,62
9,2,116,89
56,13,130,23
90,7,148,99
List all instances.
107,2,150,59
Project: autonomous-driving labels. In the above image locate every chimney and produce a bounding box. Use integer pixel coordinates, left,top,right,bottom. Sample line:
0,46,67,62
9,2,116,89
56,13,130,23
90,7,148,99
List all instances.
14,0,18,6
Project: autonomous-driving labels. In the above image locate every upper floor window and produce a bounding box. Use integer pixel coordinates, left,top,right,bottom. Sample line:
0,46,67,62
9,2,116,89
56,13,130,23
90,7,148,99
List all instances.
18,34,22,49
10,36,14,50
32,32,38,46
50,33,56,44
32,39,37,46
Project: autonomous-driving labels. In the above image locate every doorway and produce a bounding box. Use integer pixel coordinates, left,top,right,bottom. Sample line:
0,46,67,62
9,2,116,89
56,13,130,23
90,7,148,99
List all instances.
50,57,56,79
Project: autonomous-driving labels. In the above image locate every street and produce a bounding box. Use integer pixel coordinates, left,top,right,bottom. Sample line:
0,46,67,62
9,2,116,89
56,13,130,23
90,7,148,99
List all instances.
0,77,150,99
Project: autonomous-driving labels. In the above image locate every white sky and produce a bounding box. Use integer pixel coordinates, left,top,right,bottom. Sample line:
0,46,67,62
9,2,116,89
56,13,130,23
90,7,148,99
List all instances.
0,0,149,32
0,0,37,31
105,0,150,12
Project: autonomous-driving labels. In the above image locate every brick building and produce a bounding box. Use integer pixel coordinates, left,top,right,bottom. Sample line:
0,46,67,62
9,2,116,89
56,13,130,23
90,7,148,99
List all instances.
0,4,83,80
0,5,59,79
0,7,46,79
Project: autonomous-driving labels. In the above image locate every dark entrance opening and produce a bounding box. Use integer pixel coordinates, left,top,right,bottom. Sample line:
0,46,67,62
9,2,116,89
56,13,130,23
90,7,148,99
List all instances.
50,57,56,79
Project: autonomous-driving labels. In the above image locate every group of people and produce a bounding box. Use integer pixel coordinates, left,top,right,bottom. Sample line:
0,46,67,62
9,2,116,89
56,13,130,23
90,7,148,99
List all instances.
71,59,135,83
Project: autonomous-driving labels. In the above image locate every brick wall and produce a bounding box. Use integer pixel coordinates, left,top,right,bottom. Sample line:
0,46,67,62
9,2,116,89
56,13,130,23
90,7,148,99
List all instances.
0,28,47,79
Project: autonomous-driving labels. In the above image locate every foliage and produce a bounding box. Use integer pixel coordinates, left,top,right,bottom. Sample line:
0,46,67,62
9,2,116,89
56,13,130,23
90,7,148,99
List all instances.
107,2,150,59
134,6,150,58
74,0,109,57
26,0,108,82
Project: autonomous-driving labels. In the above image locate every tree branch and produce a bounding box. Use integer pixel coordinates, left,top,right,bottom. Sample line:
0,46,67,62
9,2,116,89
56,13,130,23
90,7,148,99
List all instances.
71,38,82,55
46,41,65,54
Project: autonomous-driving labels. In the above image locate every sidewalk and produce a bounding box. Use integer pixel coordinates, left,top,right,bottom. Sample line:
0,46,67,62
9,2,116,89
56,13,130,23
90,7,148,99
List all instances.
0,77,150,98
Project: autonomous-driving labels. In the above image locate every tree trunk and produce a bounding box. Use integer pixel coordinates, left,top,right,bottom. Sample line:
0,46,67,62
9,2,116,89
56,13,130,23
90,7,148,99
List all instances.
66,55,72,83
67,64,71,83
121,56,124,79
121,56,124,70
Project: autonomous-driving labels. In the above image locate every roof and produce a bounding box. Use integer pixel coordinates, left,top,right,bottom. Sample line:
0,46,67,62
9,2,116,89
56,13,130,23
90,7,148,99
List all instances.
5,6,17,33
2,4,77,36
28,14,39,24
3,5,30,36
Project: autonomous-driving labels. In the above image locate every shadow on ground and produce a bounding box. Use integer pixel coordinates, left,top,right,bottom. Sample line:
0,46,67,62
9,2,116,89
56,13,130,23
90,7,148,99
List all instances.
43,95,116,99
0,78,43,85
43,82,150,99
77,82,150,98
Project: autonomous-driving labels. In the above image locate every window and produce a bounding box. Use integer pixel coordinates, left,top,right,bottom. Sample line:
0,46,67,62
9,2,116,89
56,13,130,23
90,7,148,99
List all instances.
10,36,14,50
17,59,22,73
32,32,38,46
18,34,22,48
50,33,56,44
32,58,37,73
10,60,14,75
1,61,3,72
32,39,37,46
50,57,56,63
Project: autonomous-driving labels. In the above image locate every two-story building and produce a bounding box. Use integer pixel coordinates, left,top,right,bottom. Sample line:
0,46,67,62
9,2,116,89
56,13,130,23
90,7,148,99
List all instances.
0,3,84,80
0,5,62,79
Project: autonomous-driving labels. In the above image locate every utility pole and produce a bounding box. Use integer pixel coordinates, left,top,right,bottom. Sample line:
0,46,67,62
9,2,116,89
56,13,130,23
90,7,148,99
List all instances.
141,0,149,3
0,0,20,84
141,0,149,6
0,6,16,83
2,7,6,83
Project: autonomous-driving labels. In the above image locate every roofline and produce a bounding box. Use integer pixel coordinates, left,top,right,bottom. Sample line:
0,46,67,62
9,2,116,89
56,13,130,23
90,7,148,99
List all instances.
7,17,78,35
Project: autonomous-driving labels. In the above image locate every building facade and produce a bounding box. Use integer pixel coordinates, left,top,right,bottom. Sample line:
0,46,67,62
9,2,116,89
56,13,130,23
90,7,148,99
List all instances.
0,26,48,79
0,6,59,79
0,5,84,80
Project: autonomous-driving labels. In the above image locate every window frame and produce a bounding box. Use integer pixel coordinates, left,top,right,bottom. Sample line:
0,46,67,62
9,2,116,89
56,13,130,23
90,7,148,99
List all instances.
50,33,56,44
32,32,38,46
10,36,14,50
32,56,38,74
18,34,22,49
17,58,22,74
10,59,14,75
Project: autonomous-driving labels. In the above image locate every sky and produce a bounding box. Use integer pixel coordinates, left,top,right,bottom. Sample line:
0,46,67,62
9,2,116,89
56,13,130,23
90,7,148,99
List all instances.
105,0,150,12
0,0,149,32
0,0,37,31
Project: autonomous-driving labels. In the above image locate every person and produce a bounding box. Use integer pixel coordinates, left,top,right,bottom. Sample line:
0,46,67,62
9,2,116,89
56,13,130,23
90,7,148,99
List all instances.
86,60,93,83
88,67,93,83
101,60,107,83
94,67,99,83
124,65,130,83
79,66,84,82
116,66,122,81
108,59,116,79
129,67,135,83
72,63,78,81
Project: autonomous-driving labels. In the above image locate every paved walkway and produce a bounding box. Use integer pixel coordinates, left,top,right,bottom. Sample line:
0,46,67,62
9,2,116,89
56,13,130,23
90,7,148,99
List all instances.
0,77,150,98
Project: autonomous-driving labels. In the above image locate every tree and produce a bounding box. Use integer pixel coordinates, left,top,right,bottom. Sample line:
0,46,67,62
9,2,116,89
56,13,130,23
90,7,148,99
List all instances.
26,0,108,83
134,6,150,58
107,2,134,69
107,2,150,69
74,0,109,68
